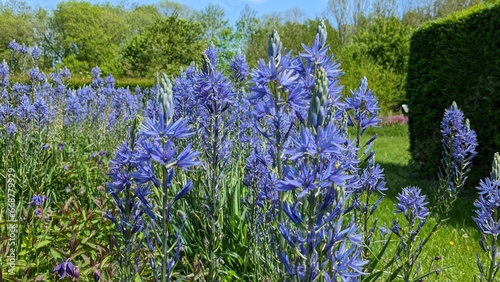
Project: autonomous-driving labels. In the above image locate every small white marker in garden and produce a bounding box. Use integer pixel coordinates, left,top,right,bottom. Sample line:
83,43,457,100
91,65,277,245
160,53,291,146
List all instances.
402,104,409,113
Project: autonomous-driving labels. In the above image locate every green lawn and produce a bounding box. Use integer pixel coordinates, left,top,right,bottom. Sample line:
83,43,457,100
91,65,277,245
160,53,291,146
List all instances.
363,124,482,281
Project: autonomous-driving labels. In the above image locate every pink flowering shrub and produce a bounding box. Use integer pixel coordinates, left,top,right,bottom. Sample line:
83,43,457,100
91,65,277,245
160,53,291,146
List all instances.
382,114,408,126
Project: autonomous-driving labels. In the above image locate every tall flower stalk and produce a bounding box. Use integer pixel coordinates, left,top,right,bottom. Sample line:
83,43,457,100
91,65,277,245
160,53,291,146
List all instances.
374,102,477,281
473,152,500,282
245,29,305,279
106,73,199,281
342,76,386,263
105,119,145,281
436,101,478,216
276,67,367,281
193,47,236,280
249,29,299,180
389,186,431,282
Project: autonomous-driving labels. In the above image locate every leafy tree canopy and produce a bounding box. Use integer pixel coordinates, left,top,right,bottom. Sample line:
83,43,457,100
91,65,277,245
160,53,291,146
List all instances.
122,15,206,77
52,1,128,74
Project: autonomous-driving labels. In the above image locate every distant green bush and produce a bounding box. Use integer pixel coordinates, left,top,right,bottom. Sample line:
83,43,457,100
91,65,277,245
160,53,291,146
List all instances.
338,45,406,114
67,77,155,90
406,2,500,187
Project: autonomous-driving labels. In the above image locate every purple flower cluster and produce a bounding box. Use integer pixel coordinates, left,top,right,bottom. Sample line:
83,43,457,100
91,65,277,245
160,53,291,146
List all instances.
52,260,80,279
343,77,381,134
91,66,104,88
244,29,305,278
436,102,478,215
108,87,141,129
245,23,369,280
0,52,148,140
8,40,28,55
64,91,88,126
192,49,237,180
106,73,199,280
0,104,14,123
388,186,433,280
0,60,10,88
172,64,198,123
356,157,387,220
244,148,279,211
440,102,477,180
292,21,343,112
5,122,17,136
28,67,46,83
473,152,500,281
473,153,500,237
230,53,249,85
30,194,48,206
8,40,41,62
395,186,430,226
277,109,367,281
249,29,306,127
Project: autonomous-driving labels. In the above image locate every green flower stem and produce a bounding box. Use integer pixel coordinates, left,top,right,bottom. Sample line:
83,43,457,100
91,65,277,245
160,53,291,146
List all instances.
161,164,169,282
487,208,497,282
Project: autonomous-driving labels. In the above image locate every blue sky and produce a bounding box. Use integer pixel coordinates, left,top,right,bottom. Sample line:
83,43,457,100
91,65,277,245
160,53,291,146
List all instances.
23,0,328,24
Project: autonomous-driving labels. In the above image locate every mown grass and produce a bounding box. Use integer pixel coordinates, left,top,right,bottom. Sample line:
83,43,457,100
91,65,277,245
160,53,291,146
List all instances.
363,124,482,281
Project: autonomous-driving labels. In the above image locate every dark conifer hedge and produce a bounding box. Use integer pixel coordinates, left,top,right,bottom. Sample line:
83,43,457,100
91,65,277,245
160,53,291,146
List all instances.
406,3,500,188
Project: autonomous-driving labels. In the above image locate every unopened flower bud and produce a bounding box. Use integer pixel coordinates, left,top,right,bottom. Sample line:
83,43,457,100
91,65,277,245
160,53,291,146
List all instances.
267,30,282,63
316,20,327,47
492,152,500,181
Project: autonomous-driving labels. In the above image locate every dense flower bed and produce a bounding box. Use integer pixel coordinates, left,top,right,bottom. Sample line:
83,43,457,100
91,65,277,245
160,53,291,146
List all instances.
1,22,498,281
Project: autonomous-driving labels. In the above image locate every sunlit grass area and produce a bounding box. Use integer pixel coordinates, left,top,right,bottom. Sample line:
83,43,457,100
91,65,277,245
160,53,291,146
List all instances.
364,124,481,281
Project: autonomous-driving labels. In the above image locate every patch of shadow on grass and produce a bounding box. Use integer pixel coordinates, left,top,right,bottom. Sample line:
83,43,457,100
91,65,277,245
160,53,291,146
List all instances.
378,161,478,229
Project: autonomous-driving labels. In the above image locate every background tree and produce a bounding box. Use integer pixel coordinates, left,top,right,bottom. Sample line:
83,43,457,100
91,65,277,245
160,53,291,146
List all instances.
235,4,259,52
432,0,482,17
325,0,349,45
195,4,237,70
0,0,31,15
122,16,206,77
325,0,370,45
31,8,56,71
157,0,195,19
402,6,434,28
52,1,128,74
125,4,161,36
354,16,411,74
0,2,33,62
244,9,340,67
339,4,412,112
372,0,398,18
351,0,370,31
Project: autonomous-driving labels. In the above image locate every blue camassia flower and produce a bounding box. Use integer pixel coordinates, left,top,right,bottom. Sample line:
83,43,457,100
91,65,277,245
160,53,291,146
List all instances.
194,62,234,113
5,122,17,136
473,153,500,237
395,186,430,223
343,77,381,131
31,194,48,206
0,60,10,87
230,53,249,84
51,260,79,279
139,115,194,141
440,101,478,173
17,95,35,122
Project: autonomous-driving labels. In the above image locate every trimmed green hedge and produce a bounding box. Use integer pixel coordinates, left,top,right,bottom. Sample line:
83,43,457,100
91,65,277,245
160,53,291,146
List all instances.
406,2,500,188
